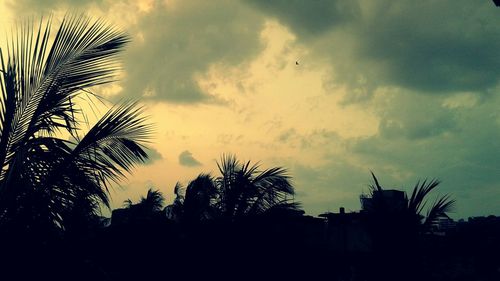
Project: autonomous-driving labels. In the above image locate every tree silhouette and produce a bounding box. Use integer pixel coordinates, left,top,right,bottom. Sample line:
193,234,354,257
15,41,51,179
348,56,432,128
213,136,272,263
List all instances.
135,188,165,214
120,188,166,224
0,15,152,236
365,172,455,234
214,154,297,220
166,154,298,223
182,174,218,222
362,173,456,281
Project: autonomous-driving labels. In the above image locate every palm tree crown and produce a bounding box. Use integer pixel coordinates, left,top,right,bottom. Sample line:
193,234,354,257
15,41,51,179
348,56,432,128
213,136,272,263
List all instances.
167,154,298,223
138,188,166,213
123,188,165,215
364,172,455,234
0,15,153,233
362,175,456,280
214,154,295,219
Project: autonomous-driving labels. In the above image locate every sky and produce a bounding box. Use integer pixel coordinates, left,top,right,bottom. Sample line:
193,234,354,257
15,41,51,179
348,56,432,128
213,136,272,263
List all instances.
1,0,499,219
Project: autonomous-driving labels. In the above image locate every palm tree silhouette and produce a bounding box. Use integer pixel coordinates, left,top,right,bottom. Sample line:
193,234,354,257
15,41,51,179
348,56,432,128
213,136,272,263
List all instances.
167,154,298,223
136,188,165,214
0,15,152,235
365,172,455,234
362,173,455,281
119,188,165,227
182,174,218,222
214,154,296,220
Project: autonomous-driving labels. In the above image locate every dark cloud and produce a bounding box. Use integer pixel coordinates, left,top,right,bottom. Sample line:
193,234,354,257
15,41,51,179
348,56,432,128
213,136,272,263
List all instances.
376,92,459,139
121,0,265,103
248,0,500,98
276,128,341,149
354,1,500,94
144,147,163,165
245,0,360,39
277,128,297,143
6,0,105,14
7,0,266,104
179,150,202,167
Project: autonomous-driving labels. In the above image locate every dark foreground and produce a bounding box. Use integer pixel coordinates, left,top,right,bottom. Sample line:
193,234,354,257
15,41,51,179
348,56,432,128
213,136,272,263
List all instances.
1,213,499,281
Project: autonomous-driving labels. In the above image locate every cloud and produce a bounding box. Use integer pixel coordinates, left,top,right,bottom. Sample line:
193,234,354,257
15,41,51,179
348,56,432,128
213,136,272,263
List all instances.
178,150,202,167
144,147,163,165
245,0,359,39
7,0,267,104
291,161,371,215
248,0,500,99
347,92,500,217
120,0,266,103
6,0,100,12
374,89,459,140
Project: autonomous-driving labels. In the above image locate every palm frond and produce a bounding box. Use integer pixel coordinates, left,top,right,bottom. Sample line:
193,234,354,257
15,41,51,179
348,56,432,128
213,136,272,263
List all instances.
0,14,152,232
215,154,296,218
71,101,152,190
407,179,440,215
0,136,73,228
253,166,293,194
423,194,455,230
184,173,217,221
246,166,294,215
139,188,165,212
369,171,383,192
0,15,129,183
264,201,302,215
216,153,239,191
173,181,185,205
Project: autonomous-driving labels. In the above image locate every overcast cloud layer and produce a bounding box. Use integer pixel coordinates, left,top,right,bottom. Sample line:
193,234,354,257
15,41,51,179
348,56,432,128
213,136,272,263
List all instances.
3,0,499,218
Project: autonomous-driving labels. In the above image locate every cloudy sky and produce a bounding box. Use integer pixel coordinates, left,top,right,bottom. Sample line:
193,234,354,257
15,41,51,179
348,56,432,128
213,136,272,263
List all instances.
1,0,499,218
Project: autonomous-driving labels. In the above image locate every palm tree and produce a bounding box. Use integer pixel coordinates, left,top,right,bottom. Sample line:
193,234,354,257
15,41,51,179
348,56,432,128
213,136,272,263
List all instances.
362,173,455,281
182,174,218,222
137,188,165,214
365,172,455,234
120,188,165,225
214,154,297,220
0,15,153,235
166,154,298,223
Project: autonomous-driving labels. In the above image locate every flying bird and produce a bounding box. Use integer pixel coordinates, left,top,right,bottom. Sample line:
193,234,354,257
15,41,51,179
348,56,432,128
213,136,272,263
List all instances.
296,61,299,65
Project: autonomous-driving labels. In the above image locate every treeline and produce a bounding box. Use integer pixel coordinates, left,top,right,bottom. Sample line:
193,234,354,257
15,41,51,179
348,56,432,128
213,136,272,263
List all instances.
2,156,496,281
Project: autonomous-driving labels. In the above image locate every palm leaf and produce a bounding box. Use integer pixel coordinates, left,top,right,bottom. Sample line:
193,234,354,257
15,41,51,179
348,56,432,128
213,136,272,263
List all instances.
184,173,217,221
139,188,165,212
407,179,441,215
0,15,129,184
70,101,152,192
369,171,383,192
215,154,295,218
423,194,456,230
0,14,152,232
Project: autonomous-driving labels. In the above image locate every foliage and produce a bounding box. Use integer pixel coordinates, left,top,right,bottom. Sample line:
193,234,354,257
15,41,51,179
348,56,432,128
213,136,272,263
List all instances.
0,15,152,234
367,172,455,233
166,154,299,223
363,173,456,280
124,188,165,214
